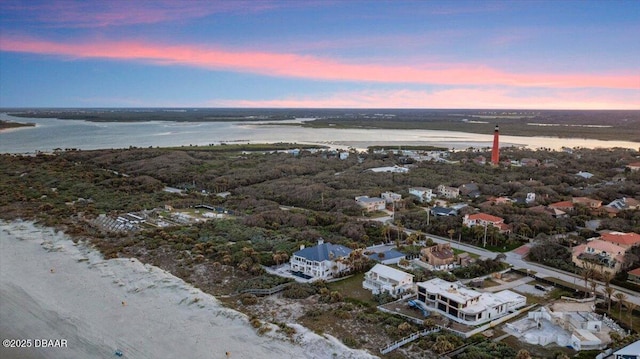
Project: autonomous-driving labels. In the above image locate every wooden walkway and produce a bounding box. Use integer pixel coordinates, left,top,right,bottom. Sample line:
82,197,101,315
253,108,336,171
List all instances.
379,327,442,354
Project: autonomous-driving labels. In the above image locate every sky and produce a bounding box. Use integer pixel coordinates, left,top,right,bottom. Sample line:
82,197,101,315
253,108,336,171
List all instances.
0,0,639,109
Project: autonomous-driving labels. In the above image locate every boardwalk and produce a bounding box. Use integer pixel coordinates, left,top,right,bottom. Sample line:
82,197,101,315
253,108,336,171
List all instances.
379,327,441,354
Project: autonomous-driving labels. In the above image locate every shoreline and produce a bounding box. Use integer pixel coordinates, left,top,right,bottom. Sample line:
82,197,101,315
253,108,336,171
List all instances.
0,220,377,359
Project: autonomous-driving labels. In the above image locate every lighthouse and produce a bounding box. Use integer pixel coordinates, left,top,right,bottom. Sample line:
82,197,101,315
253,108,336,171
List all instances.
491,125,500,165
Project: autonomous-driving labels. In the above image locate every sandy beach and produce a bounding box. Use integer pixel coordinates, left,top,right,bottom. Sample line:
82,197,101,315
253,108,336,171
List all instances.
0,220,377,359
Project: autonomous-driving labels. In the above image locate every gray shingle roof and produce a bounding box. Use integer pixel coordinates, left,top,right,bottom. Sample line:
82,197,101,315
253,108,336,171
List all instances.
294,242,352,261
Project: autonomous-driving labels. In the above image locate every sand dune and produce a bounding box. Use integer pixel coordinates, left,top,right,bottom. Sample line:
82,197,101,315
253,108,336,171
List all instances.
0,221,377,359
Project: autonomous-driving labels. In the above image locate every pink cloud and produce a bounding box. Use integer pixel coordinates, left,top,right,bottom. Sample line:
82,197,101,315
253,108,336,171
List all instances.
210,89,640,110
3,1,280,28
2,36,638,90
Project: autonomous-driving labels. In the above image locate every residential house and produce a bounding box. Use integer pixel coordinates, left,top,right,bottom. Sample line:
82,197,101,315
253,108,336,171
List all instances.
628,267,640,285
367,165,409,173
571,239,628,275
530,205,568,218
598,231,640,250
463,213,511,233
549,200,574,213
409,187,433,203
506,303,614,351
290,239,352,280
572,197,602,209
520,158,540,167
431,206,457,216
459,183,481,198
472,156,486,165
437,185,460,199
613,340,640,359
606,197,640,214
626,162,640,171
421,243,455,269
381,191,402,204
363,264,414,297
416,278,526,326
355,196,386,212
367,248,406,265
576,171,594,179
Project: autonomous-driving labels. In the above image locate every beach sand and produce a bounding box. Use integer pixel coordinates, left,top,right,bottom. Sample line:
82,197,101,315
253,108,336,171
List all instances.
0,221,377,359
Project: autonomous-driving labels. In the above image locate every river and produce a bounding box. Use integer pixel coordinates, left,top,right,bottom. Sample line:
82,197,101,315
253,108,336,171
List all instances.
1,113,638,153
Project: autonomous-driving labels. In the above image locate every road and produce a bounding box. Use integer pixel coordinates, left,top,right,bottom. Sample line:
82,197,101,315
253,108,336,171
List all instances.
402,228,640,306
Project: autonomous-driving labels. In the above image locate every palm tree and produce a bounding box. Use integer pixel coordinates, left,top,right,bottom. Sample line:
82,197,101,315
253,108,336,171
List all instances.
614,292,628,317
603,285,615,314
626,301,637,329
381,225,391,243
581,266,595,298
589,279,598,299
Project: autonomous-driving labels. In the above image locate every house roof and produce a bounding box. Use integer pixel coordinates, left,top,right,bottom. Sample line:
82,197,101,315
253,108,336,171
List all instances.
572,239,626,256
467,213,504,223
367,264,413,282
432,206,456,216
628,267,640,277
599,231,640,247
368,249,406,262
549,201,574,209
613,339,640,356
424,244,454,260
294,242,352,262
356,196,384,203
573,197,601,206
409,187,430,192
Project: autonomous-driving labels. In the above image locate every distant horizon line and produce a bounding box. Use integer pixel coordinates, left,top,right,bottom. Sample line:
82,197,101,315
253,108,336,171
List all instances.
2,107,639,112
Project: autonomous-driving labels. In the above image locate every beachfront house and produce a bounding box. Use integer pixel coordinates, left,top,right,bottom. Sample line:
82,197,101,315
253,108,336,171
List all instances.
363,264,414,297
416,278,526,326
289,239,352,280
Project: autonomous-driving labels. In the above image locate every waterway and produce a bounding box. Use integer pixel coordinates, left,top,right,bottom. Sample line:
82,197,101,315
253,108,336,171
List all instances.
1,113,638,153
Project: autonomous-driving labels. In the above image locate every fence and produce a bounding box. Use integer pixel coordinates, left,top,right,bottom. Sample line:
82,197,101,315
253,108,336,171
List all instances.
379,327,442,354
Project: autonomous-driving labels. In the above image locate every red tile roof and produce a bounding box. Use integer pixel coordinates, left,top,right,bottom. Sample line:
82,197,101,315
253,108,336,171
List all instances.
549,201,574,209
468,213,504,223
628,267,640,277
600,232,640,247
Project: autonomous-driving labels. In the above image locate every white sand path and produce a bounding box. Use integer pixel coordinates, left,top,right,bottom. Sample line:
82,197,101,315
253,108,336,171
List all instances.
0,221,377,359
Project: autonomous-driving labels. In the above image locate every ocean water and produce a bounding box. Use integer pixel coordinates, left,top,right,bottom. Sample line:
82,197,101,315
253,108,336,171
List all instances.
1,113,638,153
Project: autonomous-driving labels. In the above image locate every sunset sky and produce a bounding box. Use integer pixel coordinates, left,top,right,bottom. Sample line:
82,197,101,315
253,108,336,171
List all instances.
1,0,638,109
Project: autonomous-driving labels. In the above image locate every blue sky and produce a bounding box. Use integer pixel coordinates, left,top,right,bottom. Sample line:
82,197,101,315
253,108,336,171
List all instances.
0,0,638,109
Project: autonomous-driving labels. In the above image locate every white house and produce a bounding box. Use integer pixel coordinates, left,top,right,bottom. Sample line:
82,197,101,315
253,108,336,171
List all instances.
416,278,526,325
289,239,352,280
381,191,402,204
355,196,386,212
463,213,510,233
363,264,414,297
505,304,614,351
409,187,433,203
436,185,459,199
614,340,640,359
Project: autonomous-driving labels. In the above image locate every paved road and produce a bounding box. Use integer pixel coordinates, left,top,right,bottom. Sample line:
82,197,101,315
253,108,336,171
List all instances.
401,228,640,306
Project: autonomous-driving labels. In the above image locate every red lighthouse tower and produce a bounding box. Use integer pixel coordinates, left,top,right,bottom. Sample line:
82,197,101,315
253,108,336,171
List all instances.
491,125,500,165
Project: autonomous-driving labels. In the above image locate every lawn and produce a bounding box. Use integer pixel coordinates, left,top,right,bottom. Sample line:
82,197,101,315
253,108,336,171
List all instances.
327,272,377,306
